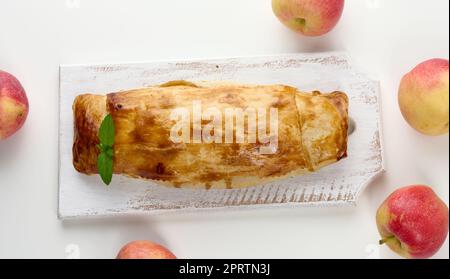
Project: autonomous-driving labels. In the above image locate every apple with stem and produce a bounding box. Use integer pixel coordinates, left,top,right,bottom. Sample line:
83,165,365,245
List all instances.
376,185,449,259
272,0,345,36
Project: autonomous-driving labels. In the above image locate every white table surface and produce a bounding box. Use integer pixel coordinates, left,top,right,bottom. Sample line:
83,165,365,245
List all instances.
0,0,448,259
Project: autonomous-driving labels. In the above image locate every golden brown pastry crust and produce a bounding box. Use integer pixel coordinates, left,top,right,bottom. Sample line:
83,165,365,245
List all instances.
73,81,348,189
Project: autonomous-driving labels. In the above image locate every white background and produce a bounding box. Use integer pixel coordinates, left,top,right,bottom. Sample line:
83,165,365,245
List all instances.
0,0,448,259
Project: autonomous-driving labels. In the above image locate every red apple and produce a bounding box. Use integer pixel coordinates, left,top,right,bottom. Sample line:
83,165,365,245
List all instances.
272,0,345,36
376,185,449,259
398,59,449,136
116,240,177,259
0,70,29,140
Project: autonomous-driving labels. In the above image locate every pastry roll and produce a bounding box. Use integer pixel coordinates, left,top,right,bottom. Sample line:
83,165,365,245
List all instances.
73,81,348,189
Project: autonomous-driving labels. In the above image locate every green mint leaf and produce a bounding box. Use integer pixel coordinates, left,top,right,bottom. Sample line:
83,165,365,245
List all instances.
97,152,113,185
99,114,115,147
97,114,115,185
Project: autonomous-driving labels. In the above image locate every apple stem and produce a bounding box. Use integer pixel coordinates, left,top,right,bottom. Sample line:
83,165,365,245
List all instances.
294,18,306,27
379,236,395,245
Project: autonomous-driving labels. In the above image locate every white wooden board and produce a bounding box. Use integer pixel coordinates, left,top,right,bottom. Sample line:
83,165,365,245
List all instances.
58,52,384,219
